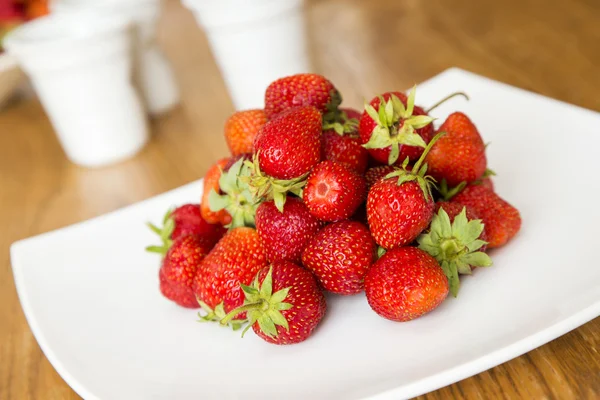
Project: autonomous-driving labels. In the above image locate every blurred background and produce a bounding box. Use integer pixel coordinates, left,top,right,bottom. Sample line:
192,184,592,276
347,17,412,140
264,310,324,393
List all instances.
1,0,599,399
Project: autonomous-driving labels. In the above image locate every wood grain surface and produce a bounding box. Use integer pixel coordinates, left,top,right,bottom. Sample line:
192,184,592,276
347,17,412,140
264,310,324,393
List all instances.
1,0,599,398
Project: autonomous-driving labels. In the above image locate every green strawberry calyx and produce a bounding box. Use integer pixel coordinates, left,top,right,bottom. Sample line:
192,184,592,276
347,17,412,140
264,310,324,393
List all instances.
438,179,467,201
145,208,175,256
197,299,247,331
322,109,359,136
384,131,447,202
208,158,261,229
242,153,308,213
439,169,496,200
220,267,293,338
362,85,434,165
417,207,492,297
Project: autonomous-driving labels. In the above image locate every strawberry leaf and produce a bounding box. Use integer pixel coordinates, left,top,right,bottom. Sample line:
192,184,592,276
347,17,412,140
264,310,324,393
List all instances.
405,85,417,118
462,252,492,268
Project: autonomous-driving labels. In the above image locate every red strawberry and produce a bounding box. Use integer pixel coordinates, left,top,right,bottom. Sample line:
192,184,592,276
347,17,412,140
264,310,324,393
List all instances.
366,133,446,249
452,185,521,248
321,130,368,174
418,206,492,296
159,235,213,308
194,227,268,317
359,88,434,165
255,197,322,262
425,112,487,187
147,204,226,255
364,247,449,321
253,105,322,181
264,73,340,119
303,161,366,222
201,158,232,225
221,261,327,345
224,109,267,156
365,165,398,190
302,221,376,295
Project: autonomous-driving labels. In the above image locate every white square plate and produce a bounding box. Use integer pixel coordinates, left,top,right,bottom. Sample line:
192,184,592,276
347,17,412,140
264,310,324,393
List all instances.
11,68,600,400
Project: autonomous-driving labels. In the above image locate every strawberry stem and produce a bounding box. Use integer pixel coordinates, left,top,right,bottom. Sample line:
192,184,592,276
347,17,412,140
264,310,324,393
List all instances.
425,92,469,113
411,131,447,175
220,302,263,326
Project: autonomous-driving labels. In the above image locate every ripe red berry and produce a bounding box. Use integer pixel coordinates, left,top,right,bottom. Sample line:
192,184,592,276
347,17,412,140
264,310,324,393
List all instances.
302,221,376,295
303,161,366,222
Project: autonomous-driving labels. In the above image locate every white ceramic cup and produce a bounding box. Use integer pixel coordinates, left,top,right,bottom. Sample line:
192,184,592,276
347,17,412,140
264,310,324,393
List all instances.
183,0,310,110
4,11,149,168
51,0,180,115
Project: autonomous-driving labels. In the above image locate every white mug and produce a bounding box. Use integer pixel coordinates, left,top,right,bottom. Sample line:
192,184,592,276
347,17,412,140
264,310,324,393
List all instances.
183,0,311,110
4,11,149,168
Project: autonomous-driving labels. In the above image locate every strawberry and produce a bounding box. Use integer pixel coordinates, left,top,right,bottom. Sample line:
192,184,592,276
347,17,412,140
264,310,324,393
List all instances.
359,87,434,165
452,185,521,248
425,112,487,187
303,161,366,222
221,261,327,345
321,130,368,174
255,197,321,263
253,105,322,180
418,207,492,296
201,158,232,225
367,133,444,249
364,247,449,322
264,73,340,120
194,227,268,320
302,220,376,295
365,165,398,190
224,109,267,156
146,204,226,255
159,235,213,308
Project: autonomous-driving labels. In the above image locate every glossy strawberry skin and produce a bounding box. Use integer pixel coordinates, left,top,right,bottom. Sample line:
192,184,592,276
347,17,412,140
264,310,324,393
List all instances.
255,197,322,263
193,227,268,312
321,130,368,174
171,204,226,247
201,158,232,225
253,261,326,345
364,247,449,322
160,235,213,308
264,73,338,119
365,165,397,190
302,221,376,295
224,109,267,157
303,161,366,222
452,185,521,248
367,179,434,249
359,92,434,165
426,112,487,187
253,106,322,180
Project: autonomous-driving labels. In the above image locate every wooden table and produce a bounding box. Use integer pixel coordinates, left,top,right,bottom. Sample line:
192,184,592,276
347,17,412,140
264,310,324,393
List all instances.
1,0,599,398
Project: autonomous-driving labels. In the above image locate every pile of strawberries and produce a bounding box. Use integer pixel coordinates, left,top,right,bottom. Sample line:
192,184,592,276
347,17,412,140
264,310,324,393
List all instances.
147,73,521,345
